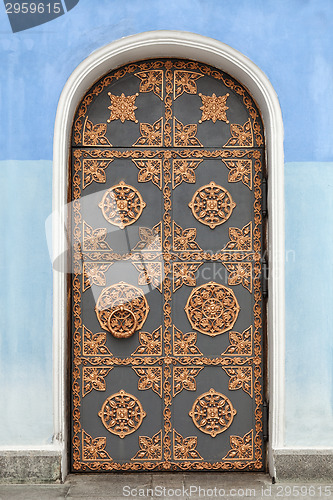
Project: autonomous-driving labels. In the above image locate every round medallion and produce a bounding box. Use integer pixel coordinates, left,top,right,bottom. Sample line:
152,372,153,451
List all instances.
98,181,146,229
189,388,237,437
188,181,236,229
95,282,149,338
184,281,240,336
98,390,146,438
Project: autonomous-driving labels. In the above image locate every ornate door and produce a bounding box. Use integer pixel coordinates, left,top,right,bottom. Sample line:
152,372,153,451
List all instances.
70,59,266,472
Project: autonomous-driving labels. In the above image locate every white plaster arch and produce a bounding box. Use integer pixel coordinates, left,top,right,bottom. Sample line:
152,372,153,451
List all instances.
53,30,285,479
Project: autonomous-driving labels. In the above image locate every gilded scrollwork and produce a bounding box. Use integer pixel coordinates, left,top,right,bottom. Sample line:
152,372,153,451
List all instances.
82,159,113,189
185,282,240,336
222,262,252,293
198,93,229,124
132,326,162,356
133,366,162,397
189,388,237,437
133,159,162,189
173,118,203,147
133,118,163,147
222,366,253,397
83,117,111,147
221,326,253,356
82,430,112,461
173,430,203,460
172,159,202,189
223,159,252,190
188,181,236,229
224,119,254,148
172,262,202,292
132,430,163,460
173,326,202,356
98,390,146,438
174,70,203,99
132,261,163,292
173,366,203,396
135,70,163,100
107,92,139,123
223,430,254,460
83,367,112,397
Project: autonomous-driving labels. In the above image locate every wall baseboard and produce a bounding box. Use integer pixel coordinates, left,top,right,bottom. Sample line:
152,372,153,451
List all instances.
0,450,61,483
274,449,333,481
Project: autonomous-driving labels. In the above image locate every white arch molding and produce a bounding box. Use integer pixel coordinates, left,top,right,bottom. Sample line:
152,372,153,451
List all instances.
53,31,285,479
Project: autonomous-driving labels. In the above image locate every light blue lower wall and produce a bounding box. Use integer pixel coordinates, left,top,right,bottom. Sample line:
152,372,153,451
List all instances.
0,160,332,447
0,161,53,445
284,162,333,447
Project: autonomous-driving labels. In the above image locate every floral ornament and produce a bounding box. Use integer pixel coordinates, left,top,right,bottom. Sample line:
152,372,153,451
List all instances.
83,159,113,189
135,70,163,100
223,262,252,293
132,430,162,460
132,326,162,356
173,70,203,99
173,222,202,251
173,118,203,147
83,263,112,291
173,262,202,292
223,430,254,460
222,222,252,251
107,92,139,123
189,388,237,437
82,325,112,356
198,92,229,123
133,159,162,190
222,159,252,190
173,326,202,356
133,223,162,252
189,181,236,230
173,430,203,460
224,119,254,147
221,326,253,356
82,430,112,460
173,366,203,396
83,221,112,251
172,159,202,189
83,367,112,396
132,262,163,293
83,117,111,146
133,118,163,147
132,366,162,397
185,281,240,336
222,366,253,397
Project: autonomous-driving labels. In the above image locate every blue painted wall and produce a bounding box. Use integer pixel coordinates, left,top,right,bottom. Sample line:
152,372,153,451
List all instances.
0,0,332,446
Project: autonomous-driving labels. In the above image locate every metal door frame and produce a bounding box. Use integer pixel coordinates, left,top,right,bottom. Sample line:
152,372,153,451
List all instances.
52,31,285,480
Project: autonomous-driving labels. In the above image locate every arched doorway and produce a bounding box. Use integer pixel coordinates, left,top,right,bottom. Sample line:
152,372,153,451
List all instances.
70,57,266,472
53,32,284,479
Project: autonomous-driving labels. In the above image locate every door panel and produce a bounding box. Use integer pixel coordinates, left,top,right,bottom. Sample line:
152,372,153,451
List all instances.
70,59,266,471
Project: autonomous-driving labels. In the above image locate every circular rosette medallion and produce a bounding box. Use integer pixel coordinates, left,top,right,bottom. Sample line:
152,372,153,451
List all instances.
188,181,236,229
98,181,146,229
185,281,240,336
95,282,149,338
98,390,146,438
189,388,237,437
